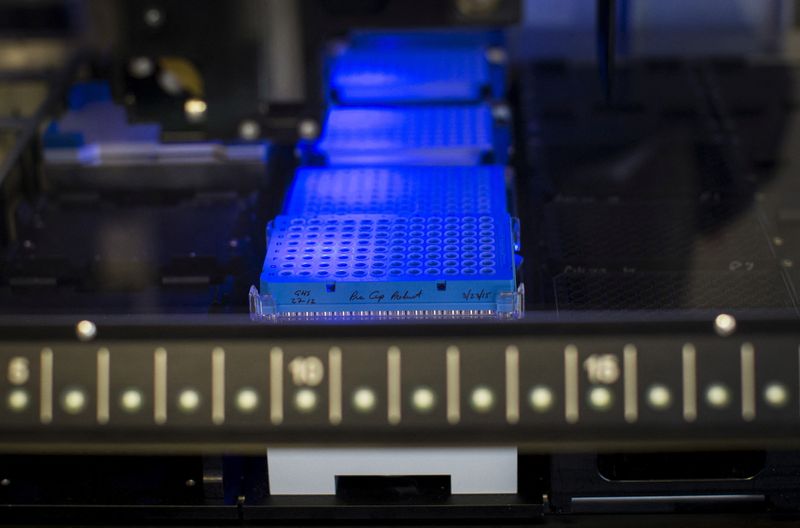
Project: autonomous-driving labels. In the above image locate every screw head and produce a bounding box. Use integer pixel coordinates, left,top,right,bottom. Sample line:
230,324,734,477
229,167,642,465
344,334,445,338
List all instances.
714,313,736,337
239,119,261,141
298,119,320,140
143,7,164,27
76,320,97,342
129,57,154,79
492,104,511,124
485,46,508,65
157,70,182,95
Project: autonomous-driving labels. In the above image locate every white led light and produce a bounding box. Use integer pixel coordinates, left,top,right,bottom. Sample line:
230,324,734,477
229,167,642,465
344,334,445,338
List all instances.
588,386,613,411
236,388,259,413
763,382,789,408
705,383,731,409
646,384,672,410
294,388,317,413
178,389,201,413
120,389,143,413
470,386,495,413
352,387,377,414
411,386,436,413
528,385,554,413
7,389,29,412
61,388,87,414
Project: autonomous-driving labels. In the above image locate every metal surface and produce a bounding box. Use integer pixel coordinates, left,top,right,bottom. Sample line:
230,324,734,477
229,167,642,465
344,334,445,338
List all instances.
0,319,797,451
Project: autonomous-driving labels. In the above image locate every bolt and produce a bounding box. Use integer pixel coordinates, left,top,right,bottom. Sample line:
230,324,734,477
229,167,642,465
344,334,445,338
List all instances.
773,236,784,247
0,479,9,487
157,70,182,96
782,258,794,269
485,46,508,65
714,313,736,337
128,57,154,79
298,119,320,140
76,320,97,342
239,119,261,141
492,104,511,124
185,479,196,487
143,7,164,28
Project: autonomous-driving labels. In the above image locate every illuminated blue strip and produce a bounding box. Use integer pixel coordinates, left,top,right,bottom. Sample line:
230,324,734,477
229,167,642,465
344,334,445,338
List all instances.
330,45,495,103
312,105,500,166
260,214,517,314
284,166,508,216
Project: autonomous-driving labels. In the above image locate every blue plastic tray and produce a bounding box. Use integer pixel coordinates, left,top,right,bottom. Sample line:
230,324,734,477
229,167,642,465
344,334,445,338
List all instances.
283,166,509,216
330,44,501,103
259,214,518,317
313,105,500,166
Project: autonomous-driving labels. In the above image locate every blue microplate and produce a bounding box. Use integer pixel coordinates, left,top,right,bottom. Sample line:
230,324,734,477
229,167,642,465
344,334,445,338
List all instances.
284,166,509,216
254,214,522,320
330,44,500,104
311,105,501,166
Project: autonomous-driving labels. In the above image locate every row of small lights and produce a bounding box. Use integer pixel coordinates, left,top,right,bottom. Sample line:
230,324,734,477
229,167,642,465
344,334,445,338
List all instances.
7,315,792,419
5,380,790,417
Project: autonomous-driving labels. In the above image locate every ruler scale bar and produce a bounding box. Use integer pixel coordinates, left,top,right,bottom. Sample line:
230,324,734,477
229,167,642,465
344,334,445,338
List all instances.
97,348,110,425
505,346,520,424
682,343,697,422
388,347,402,425
270,348,284,425
154,348,167,425
329,347,343,425
40,348,53,424
565,345,579,424
741,343,756,422
446,346,460,424
623,344,638,423
212,347,225,425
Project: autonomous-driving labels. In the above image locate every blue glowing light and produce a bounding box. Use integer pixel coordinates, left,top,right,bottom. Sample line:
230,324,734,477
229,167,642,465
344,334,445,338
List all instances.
314,105,497,166
260,214,517,314
330,45,492,103
284,166,509,216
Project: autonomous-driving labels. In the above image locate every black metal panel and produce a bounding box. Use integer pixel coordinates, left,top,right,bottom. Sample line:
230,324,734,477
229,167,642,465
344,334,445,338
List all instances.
0,320,798,450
